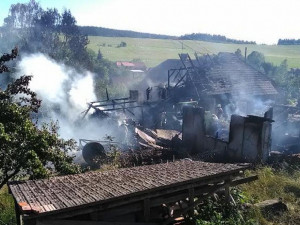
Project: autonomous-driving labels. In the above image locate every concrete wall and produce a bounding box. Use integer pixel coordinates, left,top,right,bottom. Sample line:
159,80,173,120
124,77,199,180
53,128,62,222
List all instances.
182,107,273,163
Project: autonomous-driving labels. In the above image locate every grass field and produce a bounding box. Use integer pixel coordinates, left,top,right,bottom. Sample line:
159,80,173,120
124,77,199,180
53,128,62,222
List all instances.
87,36,300,68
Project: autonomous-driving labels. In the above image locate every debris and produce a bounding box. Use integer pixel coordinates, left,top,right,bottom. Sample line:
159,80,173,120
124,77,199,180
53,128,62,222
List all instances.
255,199,288,216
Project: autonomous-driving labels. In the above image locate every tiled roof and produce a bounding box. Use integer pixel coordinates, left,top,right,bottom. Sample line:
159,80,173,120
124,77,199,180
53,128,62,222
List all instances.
148,52,278,96
9,161,248,216
204,53,278,96
116,61,146,68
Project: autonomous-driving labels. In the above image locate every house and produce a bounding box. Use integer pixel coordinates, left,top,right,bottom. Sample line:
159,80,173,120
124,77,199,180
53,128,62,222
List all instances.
147,52,278,115
116,61,147,71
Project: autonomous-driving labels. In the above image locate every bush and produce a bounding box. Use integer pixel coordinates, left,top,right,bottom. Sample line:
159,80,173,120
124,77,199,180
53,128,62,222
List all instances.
193,189,258,225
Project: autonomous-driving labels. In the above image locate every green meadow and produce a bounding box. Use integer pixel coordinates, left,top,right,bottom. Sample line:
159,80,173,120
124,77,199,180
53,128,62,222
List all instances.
87,36,300,68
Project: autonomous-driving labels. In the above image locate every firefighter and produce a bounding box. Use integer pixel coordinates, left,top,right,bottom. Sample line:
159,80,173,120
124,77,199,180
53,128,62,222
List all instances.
146,86,152,101
216,104,223,119
160,112,167,128
161,85,167,100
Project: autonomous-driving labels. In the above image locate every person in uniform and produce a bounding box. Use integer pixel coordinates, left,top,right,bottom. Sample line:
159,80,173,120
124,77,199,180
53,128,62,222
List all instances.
216,104,223,119
146,87,152,101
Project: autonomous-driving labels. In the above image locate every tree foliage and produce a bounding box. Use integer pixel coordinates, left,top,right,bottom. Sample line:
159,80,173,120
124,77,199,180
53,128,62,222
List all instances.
118,41,127,47
1,0,127,100
0,51,81,189
78,26,175,39
235,48,242,58
278,39,300,45
247,50,300,101
179,33,256,44
4,0,42,28
247,51,265,71
0,47,18,73
2,1,91,69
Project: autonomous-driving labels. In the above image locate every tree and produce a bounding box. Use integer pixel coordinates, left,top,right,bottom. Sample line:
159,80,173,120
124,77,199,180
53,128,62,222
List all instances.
2,1,92,69
247,51,265,70
262,62,273,75
0,47,18,73
0,50,81,189
60,9,77,36
118,41,127,47
234,48,242,58
1,0,122,99
3,0,42,29
97,49,103,60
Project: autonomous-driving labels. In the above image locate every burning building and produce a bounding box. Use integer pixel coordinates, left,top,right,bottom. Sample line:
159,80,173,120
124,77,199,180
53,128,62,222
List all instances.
149,52,278,116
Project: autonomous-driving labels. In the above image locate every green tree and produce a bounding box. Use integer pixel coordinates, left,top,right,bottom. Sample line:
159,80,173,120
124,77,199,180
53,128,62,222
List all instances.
234,48,242,58
0,51,81,189
0,47,18,73
118,41,127,47
261,61,273,75
247,51,265,71
2,1,92,69
97,49,103,60
3,0,42,28
1,0,126,99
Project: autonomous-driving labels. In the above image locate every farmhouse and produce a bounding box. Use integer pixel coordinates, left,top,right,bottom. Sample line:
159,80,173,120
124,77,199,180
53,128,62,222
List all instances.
148,52,278,115
116,61,147,71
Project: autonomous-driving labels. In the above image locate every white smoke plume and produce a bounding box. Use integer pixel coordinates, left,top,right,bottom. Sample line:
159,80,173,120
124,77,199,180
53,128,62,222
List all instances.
16,53,115,141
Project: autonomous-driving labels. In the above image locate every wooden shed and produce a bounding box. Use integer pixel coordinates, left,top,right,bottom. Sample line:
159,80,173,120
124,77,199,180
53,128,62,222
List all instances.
9,160,255,225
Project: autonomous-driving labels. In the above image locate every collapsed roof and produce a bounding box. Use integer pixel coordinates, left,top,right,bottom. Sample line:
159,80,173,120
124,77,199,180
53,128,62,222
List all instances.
148,52,278,97
205,52,278,96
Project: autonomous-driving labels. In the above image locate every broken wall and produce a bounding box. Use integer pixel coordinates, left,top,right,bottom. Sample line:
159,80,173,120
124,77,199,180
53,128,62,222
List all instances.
182,107,273,163
228,115,272,162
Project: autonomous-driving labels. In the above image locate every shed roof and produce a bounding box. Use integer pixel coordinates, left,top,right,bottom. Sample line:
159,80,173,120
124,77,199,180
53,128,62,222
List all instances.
9,161,248,217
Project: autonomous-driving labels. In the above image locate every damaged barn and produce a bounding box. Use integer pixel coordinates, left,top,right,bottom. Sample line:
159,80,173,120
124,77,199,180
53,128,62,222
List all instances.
79,51,282,166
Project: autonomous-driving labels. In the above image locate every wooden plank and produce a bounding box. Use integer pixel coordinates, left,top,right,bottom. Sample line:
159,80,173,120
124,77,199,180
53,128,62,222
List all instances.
143,198,150,222
37,219,158,225
161,183,227,225
224,184,230,203
230,175,258,186
92,201,142,219
188,188,195,216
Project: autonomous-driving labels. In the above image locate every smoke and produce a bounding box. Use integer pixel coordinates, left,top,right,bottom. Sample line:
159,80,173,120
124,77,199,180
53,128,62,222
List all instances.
16,53,116,141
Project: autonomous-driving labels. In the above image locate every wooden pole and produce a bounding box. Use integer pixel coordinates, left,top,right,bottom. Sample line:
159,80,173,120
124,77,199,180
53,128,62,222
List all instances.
143,198,150,222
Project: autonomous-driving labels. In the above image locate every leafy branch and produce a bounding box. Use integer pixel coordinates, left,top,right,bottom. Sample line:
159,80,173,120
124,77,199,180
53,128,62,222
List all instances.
0,47,18,73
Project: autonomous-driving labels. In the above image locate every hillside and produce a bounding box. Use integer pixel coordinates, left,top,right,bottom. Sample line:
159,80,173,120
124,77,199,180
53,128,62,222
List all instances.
87,36,300,68
79,26,176,39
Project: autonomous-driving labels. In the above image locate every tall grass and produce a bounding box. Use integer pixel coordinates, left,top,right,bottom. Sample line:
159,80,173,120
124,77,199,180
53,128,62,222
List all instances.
0,185,16,225
240,167,300,224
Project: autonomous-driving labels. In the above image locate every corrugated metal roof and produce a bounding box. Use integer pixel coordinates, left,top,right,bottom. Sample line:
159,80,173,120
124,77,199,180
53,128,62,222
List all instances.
9,161,248,216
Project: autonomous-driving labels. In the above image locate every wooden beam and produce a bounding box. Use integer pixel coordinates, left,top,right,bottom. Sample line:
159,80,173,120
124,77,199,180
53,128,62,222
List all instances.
161,182,229,225
224,184,230,203
14,200,22,225
230,175,258,186
86,202,142,220
37,219,158,225
188,188,195,216
143,198,150,222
